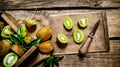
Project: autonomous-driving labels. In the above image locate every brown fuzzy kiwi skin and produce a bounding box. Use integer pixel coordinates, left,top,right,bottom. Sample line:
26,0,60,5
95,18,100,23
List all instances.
36,26,52,41
0,39,11,56
39,40,53,54
11,44,24,56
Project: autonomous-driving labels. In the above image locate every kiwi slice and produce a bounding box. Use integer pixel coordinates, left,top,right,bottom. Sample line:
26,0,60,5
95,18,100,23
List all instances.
73,29,84,43
3,52,18,67
78,18,88,28
57,34,68,44
24,18,37,28
1,25,14,38
63,17,74,30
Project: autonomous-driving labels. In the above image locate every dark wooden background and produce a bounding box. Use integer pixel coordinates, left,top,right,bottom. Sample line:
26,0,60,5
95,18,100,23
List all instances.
0,0,120,67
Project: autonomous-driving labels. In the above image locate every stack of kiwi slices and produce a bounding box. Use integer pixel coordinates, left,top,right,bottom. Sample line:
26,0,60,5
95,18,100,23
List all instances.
57,17,89,45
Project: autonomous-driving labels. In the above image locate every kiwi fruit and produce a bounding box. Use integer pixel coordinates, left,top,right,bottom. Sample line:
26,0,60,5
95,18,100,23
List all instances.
57,34,68,44
39,40,53,54
3,52,18,67
63,17,74,30
73,29,84,44
78,18,88,28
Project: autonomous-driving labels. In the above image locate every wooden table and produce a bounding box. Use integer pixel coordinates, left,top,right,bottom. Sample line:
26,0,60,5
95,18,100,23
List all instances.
0,0,120,67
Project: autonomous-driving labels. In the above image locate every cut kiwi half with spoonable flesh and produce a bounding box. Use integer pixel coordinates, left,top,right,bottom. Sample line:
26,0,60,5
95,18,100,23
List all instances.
73,29,84,44
78,18,88,28
57,34,68,44
3,52,18,67
24,18,37,28
1,25,14,38
63,17,74,30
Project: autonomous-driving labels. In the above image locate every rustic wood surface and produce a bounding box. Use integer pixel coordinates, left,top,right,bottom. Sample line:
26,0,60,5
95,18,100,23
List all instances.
0,0,120,67
49,11,108,53
0,0,120,10
0,10,119,67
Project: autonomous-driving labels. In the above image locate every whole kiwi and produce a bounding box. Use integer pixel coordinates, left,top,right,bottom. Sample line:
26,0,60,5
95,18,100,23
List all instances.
11,44,24,56
36,26,52,41
39,40,53,54
0,39,11,56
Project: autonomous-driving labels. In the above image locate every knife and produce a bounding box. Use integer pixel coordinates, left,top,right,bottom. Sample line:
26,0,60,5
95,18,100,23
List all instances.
79,19,100,56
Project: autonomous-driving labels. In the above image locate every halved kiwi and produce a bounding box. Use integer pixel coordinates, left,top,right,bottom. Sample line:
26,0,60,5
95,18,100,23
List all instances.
63,17,74,30
1,25,14,38
73,29,84,44
3,52,18,67
57,34,68,44
78,18,88,28
24,18,37,28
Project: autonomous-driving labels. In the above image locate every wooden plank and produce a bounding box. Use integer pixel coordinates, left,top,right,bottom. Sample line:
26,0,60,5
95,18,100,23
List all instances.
106,10,120,38
0,0,120,10
15,46,37,67
1,11,21,31
58,40,120,67
28,40,120,67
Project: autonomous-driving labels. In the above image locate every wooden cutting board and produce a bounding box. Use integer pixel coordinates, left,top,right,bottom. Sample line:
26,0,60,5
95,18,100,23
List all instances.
49,11,109,54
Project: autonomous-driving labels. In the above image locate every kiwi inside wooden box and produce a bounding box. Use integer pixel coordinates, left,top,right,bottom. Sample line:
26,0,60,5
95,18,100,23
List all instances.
0,11,49,67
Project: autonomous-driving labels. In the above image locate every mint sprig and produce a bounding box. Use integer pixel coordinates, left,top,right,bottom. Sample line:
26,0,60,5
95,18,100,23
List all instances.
42,55,64,67
10,27,41,51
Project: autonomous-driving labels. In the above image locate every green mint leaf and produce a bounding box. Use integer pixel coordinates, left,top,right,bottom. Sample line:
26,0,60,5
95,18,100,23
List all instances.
24,38,41,50
42,57,52,67
53,57,59,67
17,27,27,47
29,38,41,46
42,55,63,67
17,27,26,37
10,34,21,45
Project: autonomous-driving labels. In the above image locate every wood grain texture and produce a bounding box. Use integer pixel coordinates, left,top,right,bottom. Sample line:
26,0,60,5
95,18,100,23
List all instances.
31,40,120,67
58,40,120,67
0,0,120,10
106,10,120,38
1,10,118,67
15,46,37,67
49,11,108,53
0,10,119,67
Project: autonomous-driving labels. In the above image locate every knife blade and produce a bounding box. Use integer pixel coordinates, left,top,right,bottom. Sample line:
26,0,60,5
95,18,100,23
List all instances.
89,19,100,36
79,19,100,57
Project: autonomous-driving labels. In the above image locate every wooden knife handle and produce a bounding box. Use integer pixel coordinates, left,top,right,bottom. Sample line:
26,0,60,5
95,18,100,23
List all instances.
79,36,93,55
